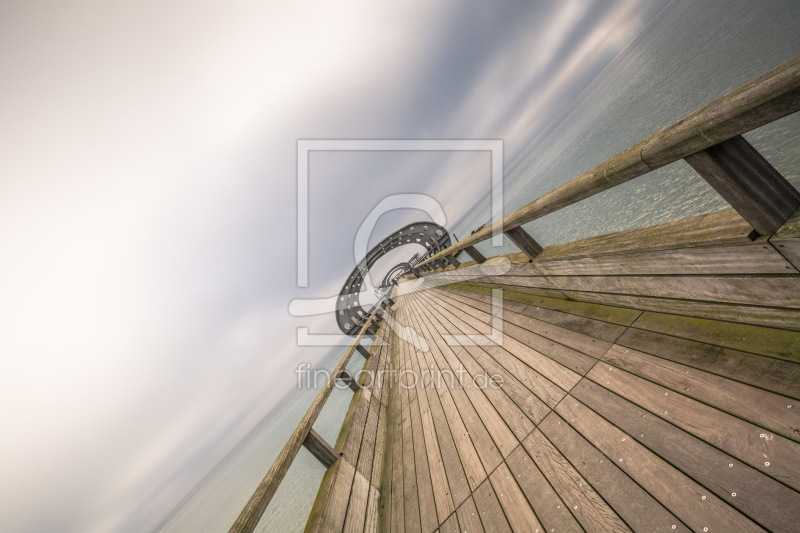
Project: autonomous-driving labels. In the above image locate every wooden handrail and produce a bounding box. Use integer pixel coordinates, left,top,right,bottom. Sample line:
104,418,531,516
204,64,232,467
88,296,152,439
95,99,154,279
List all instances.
418,54,800,268
227,298,386,533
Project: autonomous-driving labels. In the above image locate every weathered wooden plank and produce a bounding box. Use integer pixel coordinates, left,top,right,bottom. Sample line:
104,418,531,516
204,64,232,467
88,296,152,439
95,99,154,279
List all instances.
522,429,631,533
377,341,396,533
548,274,800,309
561,290,800,332
685,135,800,235
304,428,339,469
505,225,543,260
468,281,569,300
472,479,513,533
410,290,519,457
336,388,372,465
409,295,502,478
489,462,544,533
433,287,611,361
631,311,800,362
587,364,800,491
445,285,628,342
570,380,800,533
536,209,755,260
505,445,584,533
455,497,485,533
772,237,800,271
409,294,523,457
538,412,687,533
357,390,381,484
370,392,388,490
420,292,551,425
399,312,460,523
417,292,567,409
407,382,439,533
556,394,766,533
417,289,582,392
343,470,370,533
536,240,796,275
390,350,405,533
603,344,800,440
440,512,459,533
363,485,380,533
452,283,642,326
305,458,357,533
401,372,422,533
617,328,800,400
438,391,488,492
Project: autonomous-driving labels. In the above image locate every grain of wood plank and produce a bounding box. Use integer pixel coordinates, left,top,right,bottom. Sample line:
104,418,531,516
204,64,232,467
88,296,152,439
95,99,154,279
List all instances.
439,513,459,533
409,295,522,457
337,388,372,464
452,283,641,326
468,281,568,300
537,412,688,533
560,290,800,332
419,292,550,426
401,381,423,533
535,209,754,260
405,294,502,485
438,391,488,492
570,380,800,533
415,290,581,392
416,291,566,409
472,479,513,533
390,359,405,533
534,241,796,276
504,446,584,533
547,274,800,309
432,287,610,362
410,302,501,477
407,382,439,533
556,395,766,533
603,344,800,440
522,429,630,533
357,390,381,484
399,315,462,525
489,463,544,533
455,497,485,533
587,363,800,491
631,311,800,362
445,286,627,342
364,485,380,533
618,328,800,399
343,470,370,533
371,394,388,490
772,237,800,270
305,458,357,533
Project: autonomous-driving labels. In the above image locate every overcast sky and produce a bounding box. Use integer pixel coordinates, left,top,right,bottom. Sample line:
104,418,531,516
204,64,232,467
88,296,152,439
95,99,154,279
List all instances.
0,1,672,532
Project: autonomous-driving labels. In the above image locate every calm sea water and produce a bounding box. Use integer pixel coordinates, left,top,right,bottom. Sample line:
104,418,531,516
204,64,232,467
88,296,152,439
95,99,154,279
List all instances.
154,1,800,532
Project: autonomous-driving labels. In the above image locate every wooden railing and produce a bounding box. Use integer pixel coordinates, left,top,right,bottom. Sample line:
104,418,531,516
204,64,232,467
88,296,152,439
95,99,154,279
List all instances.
417,54,800,269
227,293,392,533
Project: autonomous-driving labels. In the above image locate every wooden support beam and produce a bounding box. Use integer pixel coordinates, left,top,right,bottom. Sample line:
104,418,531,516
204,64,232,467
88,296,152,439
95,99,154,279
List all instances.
356,344,371,359
412,269,421,278
339,369,361,393
685,135,800,235
303,428,339,469
447,254,461,267
504,226,543,260
464,245,486,264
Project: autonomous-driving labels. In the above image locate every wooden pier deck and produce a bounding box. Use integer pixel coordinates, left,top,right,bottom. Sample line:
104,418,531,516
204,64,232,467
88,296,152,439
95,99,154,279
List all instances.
374,211,800,533
228,55,800,533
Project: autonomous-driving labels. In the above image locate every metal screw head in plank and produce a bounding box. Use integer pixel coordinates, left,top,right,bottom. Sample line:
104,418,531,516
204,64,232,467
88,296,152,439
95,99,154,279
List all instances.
702,495,706,500
732,492,737,497
729,463,733,467
765,462,770,466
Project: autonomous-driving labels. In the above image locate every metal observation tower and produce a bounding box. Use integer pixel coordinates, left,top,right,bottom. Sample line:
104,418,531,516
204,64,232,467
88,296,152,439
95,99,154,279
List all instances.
335,221,458,336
